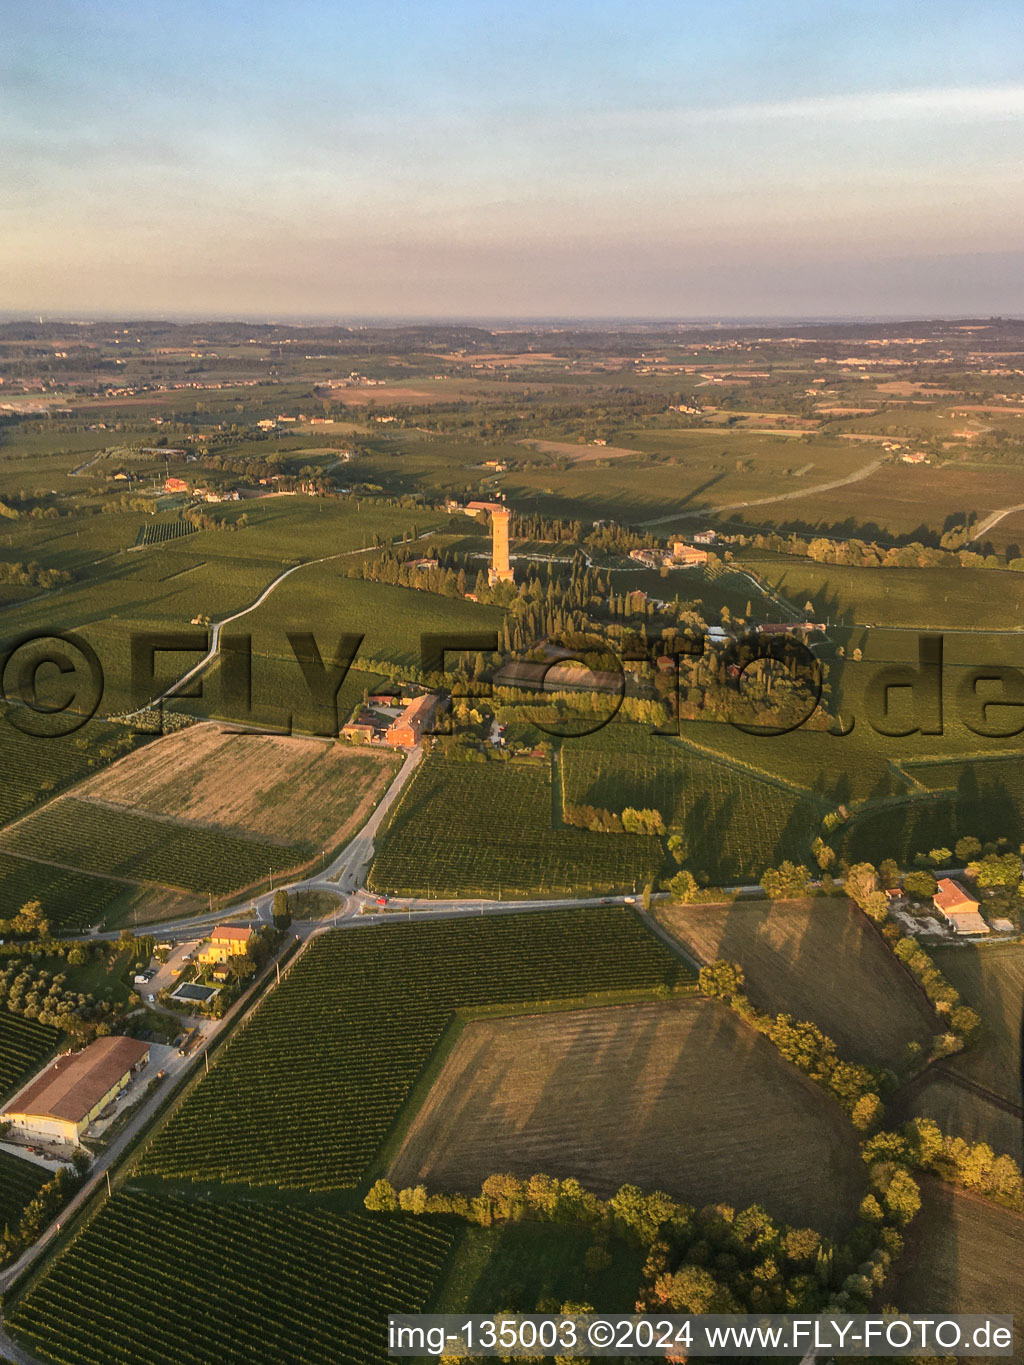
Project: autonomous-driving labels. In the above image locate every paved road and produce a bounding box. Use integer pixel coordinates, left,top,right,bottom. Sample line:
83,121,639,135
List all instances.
133,528,433,714
967,501,1024,544
0,926,324,1364
640,459,881,528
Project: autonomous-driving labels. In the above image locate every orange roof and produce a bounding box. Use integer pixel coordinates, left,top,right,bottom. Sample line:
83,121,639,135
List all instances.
933,878,978,913
4,1037,149,1123
210,924,254,943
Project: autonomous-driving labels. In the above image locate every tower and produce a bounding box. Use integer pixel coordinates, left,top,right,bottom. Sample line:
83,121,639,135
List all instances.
488,506,514,585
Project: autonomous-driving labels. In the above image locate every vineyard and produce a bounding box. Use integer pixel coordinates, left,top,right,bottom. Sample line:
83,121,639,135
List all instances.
0,1011,58,1102
0,854,132,933
139,909,689,1189
0,1150,49,1229
0,798,302,896
561,727,824,882
0,708,142,830
8,1192,456,1365
137,517,196,547
369,757,662,897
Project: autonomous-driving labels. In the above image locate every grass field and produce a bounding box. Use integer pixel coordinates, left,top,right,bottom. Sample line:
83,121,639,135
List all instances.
137,910,689,1190
723,461,1024,543
433,1221,644,1315
388,999,864,1237
655,899,937,1069
741,556,1024,631
8,1193,456,1365
369,756,663,897
893,1180,1024,1347
75,725,401,849
498,432,867,523
561,725,825,882
0,1150,49,1230
0,1012,59,1103
933,943,1024,1105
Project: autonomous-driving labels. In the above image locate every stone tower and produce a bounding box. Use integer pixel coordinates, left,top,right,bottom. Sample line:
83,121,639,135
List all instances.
488,506,514,585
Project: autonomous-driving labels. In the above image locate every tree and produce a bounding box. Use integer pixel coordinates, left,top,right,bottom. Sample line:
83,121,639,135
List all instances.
272,889,291,929
851,1093,884,1132
903,870,937,900
364,1178,398,1212
811,837,835,872
844,862,878,907
760,862,809,900
882,1169,921,1225
954,836,982,862
698,959,745,1000
668,870,700,903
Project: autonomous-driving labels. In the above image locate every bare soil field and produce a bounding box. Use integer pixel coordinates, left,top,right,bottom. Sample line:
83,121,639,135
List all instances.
517,438,641,462
77,725,401,848
655,899,936,1069
935,943,1024,1105
894,1180,1024,1359
388,1000,864,1237
903,1074,1023,1166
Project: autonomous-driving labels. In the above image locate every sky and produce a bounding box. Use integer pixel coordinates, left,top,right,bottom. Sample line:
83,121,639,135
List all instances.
2,0,1023,319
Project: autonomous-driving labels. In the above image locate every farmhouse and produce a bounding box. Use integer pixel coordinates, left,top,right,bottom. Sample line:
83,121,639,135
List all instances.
1,1037,150,1146
164,476,188,493
932,879,990,936
199,924,255,964
386,692,443,748
671,542,709,566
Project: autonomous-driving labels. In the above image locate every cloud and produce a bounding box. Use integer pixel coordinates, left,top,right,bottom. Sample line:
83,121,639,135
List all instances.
585,85,1024,130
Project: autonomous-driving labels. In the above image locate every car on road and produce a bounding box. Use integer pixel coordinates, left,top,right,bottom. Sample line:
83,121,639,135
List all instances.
375,896,387,906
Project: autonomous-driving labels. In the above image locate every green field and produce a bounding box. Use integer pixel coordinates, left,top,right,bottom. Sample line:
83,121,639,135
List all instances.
498,431,867,523
742,556,1024,631
369,756,663,897
0,709,141,831
8,1193,456,1365
0,854,146,934
0,1150,50,1230
0,1012,59,1103
0,798,296,896
138,909,689,1190
561,725,826,882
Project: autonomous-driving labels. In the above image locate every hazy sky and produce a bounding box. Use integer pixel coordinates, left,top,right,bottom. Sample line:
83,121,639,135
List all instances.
2,0,1023,318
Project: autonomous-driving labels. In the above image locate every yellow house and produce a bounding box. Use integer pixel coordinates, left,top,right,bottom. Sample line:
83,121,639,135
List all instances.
1,1036,150,1146
199,924,255,965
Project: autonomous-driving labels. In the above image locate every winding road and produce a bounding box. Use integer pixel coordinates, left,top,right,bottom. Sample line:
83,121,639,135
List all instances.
639,458,881,528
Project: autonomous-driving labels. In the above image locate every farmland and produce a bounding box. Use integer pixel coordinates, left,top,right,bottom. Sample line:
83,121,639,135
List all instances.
0,1150,49,1230
138,909,689,1190
8,1193,456,1365
74,725,401,849
561,725,825,883
388,1000,864,1237
0,1012,59,1103
0,798,292,896
740,556,1024,631
0,708,141,831
0,854,177,934
893,1180,1024,1334
368,756,663,897
655,899,937,1069
903,1074,1023,1167
933,942,1024,1105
